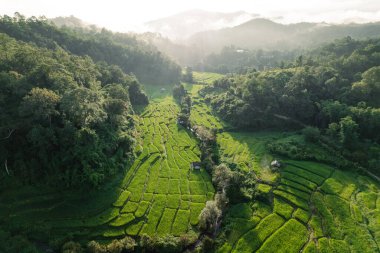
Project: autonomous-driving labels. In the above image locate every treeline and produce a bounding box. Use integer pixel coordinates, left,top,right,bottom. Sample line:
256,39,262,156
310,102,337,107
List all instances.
0,32,148,188
173,84,192,127
194,46,300,74
201,37,380,173
0,13,181,85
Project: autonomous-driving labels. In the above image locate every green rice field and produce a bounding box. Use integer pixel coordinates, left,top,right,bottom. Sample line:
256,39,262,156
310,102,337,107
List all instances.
0,89,214,242
186,83,380,253
193,71,224,85
217,160,380,253
1,75,379,252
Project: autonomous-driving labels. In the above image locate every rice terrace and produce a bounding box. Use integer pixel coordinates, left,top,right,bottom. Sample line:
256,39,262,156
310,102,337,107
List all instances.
1,2,380,253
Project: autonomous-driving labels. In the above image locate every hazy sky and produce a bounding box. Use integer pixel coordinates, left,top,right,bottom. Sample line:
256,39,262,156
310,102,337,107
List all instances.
1,0,380,31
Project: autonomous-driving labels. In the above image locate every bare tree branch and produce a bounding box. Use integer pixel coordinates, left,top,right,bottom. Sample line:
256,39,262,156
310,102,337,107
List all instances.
4,160,9,176
1,129,15,140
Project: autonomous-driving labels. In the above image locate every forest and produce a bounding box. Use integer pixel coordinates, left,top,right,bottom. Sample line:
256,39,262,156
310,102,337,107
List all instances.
0,14,181,85
0,9,379,253
201,37,380,174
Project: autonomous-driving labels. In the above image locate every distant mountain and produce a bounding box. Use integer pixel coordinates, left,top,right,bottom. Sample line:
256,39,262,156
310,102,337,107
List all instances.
188,18,380,52
144,9,258,40
50,15,93,29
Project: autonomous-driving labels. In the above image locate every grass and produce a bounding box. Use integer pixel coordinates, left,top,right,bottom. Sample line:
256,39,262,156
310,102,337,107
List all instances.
125,221,144,236
256,184,272,194
283,165,325,185
277,184,311,201
172,209,190,236
189,181,207,195
280,178,312,193
191,195,207,203
286,160,333,178
156,208,177,236
113,190,131,207
103,227,126,237
121,201,139,213
109,213,135,227
82,208,120,227
273,190,309,210
232,214,285,253
273,198,293,219
303,242,317,253
225,216,261,245
192,71,224,85
190,202,205,225
356,191,378,210
293,208,310,223
134,201,150,218
227,203,252,219
281,172,318,190
216,132,279,181
318,238,351,253
110,98,213,237
320,178,344,195
167,194,181,209
2,74,380,249
309,216,323,238
256,219,308,253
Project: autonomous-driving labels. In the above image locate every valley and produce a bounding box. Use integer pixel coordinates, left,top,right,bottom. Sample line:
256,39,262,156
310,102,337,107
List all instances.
0,7,380,252
1,72,379,252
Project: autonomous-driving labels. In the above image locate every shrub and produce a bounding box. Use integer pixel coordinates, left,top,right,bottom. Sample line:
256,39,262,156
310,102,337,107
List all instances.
212,164,233,191
87,241,107,253
302,126,320,142
199,200,222,233
202,236,215,252
62,241,84,253
140,234,183,253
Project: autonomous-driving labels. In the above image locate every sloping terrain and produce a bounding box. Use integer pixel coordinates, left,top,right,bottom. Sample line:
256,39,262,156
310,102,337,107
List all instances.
0,93,214,243
187,82,380,253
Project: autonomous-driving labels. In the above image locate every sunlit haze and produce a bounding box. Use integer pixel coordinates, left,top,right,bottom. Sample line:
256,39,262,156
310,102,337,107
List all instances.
1,0,380,32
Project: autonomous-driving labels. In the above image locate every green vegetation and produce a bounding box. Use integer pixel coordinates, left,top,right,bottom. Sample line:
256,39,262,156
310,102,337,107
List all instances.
182,83,379,253
273,197,294,219
256,219,308,253
218,157,379,252
0,85,212,251
0,31,148,188
232,214,285,253
1,13,380,252
193,71,224,85
201,37,380,175
0,14,181,85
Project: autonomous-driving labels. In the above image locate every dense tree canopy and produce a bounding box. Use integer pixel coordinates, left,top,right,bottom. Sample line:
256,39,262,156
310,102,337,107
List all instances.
0,33,147,188
202,37,380,174
0,13,181,85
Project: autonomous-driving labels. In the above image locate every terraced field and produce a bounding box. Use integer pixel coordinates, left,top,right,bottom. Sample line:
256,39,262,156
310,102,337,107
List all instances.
217,132,280,182
218,161,380,253
1,78,379,252
0,95,214,242
116,100,214,237
188,84,226,130
186,83,380,253
193,71,224,85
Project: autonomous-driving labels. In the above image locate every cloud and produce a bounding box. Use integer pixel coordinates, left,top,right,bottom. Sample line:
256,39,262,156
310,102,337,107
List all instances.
0,0,379,32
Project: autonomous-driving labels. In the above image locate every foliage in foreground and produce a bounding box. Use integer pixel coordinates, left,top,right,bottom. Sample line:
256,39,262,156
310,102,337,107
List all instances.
0,33,148,188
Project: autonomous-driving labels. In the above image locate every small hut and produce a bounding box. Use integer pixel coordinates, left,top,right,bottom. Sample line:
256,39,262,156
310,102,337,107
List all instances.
190,162,202,170
270,160,281,169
